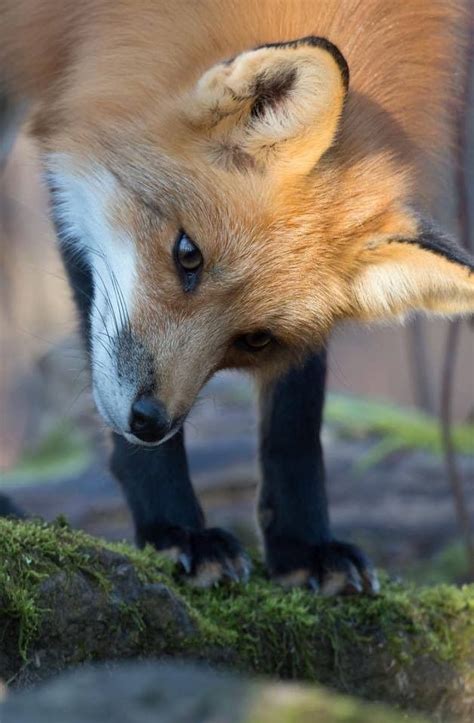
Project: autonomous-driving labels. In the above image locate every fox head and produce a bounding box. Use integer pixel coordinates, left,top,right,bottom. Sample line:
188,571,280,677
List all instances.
44,37,474,445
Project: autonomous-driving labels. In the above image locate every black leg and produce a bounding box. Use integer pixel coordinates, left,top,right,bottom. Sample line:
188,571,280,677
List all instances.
110,429,204,547
258,349,379,595
110,430,250,587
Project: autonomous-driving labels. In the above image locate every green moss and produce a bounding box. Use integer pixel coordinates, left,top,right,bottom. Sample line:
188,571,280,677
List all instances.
325,394,474,467
178,568,473,680
0,518,116,656
0,518,227,661
0,519,472,700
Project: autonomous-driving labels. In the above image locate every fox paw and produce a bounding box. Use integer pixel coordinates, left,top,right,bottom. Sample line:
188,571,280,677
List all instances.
150,526,251,588
268,538,379,596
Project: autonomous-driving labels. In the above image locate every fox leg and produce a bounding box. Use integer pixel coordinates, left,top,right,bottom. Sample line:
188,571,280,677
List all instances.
110,432,250,587
258,349,379,595
110,430,203,549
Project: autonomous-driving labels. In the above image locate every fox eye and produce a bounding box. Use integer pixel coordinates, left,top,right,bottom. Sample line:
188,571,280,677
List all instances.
237,330,273,351
174,231,203,291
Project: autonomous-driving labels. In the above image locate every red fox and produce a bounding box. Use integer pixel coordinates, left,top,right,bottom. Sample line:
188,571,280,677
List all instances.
1,0,473,591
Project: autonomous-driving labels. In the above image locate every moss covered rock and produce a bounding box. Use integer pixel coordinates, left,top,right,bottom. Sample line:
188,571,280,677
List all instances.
0,519,472,720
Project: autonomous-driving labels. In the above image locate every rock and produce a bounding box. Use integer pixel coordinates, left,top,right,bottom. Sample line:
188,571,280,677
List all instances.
0,519,472,720
1,660,426,723
0,546,197,686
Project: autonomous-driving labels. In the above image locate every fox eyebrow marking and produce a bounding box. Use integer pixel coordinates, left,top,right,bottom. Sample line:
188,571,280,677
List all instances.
106,165,165,217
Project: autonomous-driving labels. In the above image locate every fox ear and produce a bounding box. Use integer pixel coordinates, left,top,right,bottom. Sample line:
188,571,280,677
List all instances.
186,36,348,174
348,222,474,321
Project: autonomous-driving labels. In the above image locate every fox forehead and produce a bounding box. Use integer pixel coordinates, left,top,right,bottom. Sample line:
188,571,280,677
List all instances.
46,138,409,277
46,152,342,342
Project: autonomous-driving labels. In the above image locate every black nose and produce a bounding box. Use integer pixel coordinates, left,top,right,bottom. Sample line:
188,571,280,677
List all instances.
129,397,170,443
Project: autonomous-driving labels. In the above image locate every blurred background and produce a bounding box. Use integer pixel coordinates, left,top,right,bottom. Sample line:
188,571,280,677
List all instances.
1,85,473,585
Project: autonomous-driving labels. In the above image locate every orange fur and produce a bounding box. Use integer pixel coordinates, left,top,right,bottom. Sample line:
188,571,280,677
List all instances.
1,0,472,419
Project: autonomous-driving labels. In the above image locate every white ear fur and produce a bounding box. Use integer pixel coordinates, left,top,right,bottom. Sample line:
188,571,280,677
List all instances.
187,37,348,174
350,224,474,321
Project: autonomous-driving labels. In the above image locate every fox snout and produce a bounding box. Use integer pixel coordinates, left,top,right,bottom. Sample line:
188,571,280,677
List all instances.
94,361,186,447
90,302,220,445
92,327,189,446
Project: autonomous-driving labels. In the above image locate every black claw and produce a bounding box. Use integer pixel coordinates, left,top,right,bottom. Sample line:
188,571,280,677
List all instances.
178,552,192,574
342,570,363,595
267,538,377,596
307,576,320,593
150,526,248,586
362,569,380,595
223,563,240,583
239,556,252,583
